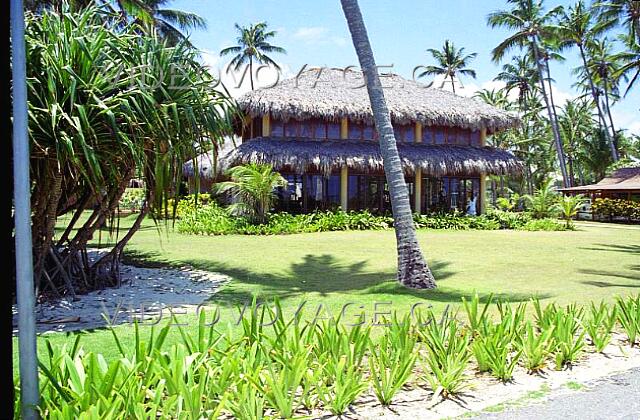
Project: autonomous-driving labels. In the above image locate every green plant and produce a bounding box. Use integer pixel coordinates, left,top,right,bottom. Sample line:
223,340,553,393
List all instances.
317,356,368,415
520,218,567,231
552,305,586,370
519,321,555,373
616,295,640,346
471,324,522,381
524,180,560,219
214,163,287,224
585,301,617,352
559,195,587,228
368,315,417,405
592,198,640,220
118,188,146,212
419,310,471,398
462,292,493,336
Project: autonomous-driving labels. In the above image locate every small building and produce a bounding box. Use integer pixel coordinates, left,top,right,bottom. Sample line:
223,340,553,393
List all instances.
559,167,640,202
221,68,521,214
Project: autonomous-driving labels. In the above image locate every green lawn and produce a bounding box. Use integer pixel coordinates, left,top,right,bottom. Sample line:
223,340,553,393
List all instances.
29,219,640,363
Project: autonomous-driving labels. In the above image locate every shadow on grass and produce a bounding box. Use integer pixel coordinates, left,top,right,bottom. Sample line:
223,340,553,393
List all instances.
123,249,552,307
579,264,640,288
580,243,640,255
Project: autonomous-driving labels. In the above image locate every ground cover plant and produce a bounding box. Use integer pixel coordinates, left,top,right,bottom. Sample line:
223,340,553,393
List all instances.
27,293,640,418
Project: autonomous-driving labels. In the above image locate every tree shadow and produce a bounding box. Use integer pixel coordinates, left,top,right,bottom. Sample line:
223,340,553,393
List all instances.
580,243,640,255
123,249,552,307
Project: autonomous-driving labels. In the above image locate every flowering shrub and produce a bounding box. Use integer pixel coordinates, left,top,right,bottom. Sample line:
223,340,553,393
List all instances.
591,198,640,220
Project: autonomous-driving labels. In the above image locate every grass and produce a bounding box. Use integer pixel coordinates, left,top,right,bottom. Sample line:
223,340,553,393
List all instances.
23,216,640,365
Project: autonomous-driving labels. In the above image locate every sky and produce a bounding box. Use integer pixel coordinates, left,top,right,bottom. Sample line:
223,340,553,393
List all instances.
173,0,639,134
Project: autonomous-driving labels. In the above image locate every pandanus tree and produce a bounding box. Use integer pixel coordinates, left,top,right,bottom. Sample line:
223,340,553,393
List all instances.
418,39,477,94
26,4,235,296
220,22,287,90
340,0,436,289
488,0,572,188
557,1,618,162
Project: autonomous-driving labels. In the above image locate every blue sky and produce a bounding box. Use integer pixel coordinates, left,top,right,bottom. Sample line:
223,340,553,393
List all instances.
173,0,639,134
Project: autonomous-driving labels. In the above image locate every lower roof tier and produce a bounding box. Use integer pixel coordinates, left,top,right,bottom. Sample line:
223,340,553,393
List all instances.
221,137,523,178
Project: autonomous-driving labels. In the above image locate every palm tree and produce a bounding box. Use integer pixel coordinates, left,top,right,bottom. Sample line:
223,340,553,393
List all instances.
595,0,640,42
558,99,596,185
340,0,436,289
488,0,572,188
559,195,587,228
557,1,618,161
26,0,206,45
220,22,286,90
616,33,640,95
417,40,477,94
214,164,287,224
494,55,539,110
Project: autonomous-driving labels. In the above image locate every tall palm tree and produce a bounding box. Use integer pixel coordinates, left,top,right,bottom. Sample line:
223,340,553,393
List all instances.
595,0,640,42
417,40,477,94
494,55,539,110
488,0,572,188
340,0,436,289
557,0,618,161
26,0,206,45
558,99,596,184
616,33,640,94
220,22,286,90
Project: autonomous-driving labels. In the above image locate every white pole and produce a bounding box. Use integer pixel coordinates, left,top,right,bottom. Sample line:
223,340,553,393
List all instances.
11,0,40,418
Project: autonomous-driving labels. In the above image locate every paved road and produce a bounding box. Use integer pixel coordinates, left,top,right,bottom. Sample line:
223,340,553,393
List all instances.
473,368,640,420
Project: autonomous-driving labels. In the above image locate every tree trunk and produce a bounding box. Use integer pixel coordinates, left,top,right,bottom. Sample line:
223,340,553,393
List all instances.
602,78,619,159
531,41,571,188
340,0,435,289
451,74,456,95
249,56,254,91
578,43,618,162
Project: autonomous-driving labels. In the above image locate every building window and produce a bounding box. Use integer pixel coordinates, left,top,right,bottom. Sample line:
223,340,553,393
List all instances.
348,122,363,140
285,120,299,137
327,122,341,139
271,120,284,137
434,127,445,145
363,124,376,141
422,176,480,214
470,130,481,146
422,126,433,144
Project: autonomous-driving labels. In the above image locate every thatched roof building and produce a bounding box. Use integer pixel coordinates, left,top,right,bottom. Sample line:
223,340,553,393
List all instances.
560,167,640,198
189,67,522,215
236,67,518,133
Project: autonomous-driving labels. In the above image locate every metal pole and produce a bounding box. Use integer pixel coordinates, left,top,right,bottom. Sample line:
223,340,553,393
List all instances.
11,0,40,418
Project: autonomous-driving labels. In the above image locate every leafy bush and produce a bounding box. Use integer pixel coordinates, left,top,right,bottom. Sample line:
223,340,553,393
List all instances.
520,218,568,231
524,181,560,219
592,198,640,220
29,294,640,417
118,188,145,212
485,209,532,229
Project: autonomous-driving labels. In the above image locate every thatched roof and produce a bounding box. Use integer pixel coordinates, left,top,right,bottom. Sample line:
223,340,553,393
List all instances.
559,167,640,192
219,138,522,178
236,68,519,133
183,141,236,179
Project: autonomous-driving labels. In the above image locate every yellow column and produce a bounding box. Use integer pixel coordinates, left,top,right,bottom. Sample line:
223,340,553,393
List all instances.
262,114,271,136
340,118,349,139
479,127,487,214
415,122,423,143
340,166,348,211
414,168,422,214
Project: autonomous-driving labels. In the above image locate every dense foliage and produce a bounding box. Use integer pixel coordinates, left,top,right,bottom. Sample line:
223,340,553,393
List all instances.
591,198,640,220
175,199,567,235
28,294,640,418
26,4,234,296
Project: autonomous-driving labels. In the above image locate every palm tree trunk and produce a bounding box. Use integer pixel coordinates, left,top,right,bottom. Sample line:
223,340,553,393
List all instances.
451,74,456,95
340,0,435,289
249,56,254,90
578,44,618,162
602,78,619,160
531,41,571,188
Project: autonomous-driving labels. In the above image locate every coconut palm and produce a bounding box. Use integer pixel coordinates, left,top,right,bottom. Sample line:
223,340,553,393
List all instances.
595,0,640,42
220,22,286,90
494,55,539,110
340,0,436,289
26,0,206,45
417,40,477,94
558,99,596,185
559,194,587,228
488,0,572,188
557,1,618,162
214,164,287,224
616,33,640,95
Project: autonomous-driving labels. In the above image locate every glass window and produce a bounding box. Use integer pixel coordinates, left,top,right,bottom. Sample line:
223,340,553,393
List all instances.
393,125,404,142
327,122,341,139
314,122,327,139
435,128,445,145
285,121,298,137
470,130,481,146
405,125,415,142
363,124,375,141
447,128,457,144
422,127,433,144
300,121,313,138
349,122,363,140
271,120,284,137
459,130,470,145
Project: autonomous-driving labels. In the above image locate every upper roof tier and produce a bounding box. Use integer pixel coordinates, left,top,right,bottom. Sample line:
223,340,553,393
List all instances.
236,68,519,134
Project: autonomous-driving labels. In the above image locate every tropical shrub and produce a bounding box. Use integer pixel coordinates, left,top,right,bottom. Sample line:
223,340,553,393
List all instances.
213,164,287,224
592,198,640,220
559,195,587,228
118,188,145,212
524,181,560,219
520,218,568,231
485,209,532,229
